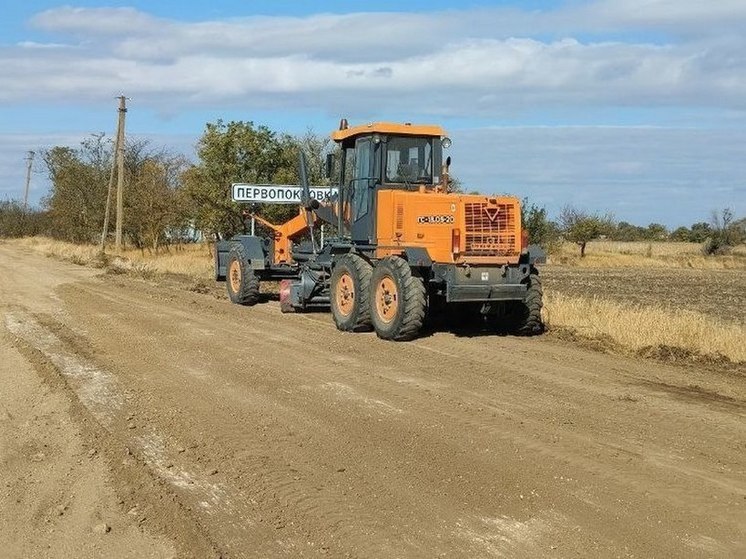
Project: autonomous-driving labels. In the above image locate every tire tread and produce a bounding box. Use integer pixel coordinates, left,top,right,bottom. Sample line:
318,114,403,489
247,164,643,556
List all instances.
371,256,426,341
227,244,260,306
331,253,373,332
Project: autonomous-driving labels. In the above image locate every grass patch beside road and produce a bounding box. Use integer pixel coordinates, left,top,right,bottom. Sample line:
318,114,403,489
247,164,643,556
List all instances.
544,291,746,365
10,237,214,280
551,241,746,269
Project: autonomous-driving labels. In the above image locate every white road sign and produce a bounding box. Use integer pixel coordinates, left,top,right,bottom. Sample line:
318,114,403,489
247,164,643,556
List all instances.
232,184,338,205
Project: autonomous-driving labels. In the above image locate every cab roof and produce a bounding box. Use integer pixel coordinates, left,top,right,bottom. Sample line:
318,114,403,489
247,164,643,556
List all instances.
331,121,447,142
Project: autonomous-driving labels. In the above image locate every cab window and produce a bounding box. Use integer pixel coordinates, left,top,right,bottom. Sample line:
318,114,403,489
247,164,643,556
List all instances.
385,137,433,184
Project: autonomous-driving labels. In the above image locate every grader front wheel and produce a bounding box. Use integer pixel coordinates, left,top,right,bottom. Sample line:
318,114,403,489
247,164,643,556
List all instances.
226,245,260,306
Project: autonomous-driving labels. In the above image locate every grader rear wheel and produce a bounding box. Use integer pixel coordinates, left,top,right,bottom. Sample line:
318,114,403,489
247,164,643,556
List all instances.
370,256,426,341
502,267,544,335
374,276,400,324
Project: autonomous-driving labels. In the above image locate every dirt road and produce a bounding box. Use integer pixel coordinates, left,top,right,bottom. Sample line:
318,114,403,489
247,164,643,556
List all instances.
1,243,744,558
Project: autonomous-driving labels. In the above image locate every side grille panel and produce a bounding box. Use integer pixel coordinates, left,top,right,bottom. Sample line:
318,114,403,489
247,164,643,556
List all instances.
463,203,518,257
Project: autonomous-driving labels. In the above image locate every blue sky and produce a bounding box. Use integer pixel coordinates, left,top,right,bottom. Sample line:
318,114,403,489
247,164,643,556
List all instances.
1,0,745,227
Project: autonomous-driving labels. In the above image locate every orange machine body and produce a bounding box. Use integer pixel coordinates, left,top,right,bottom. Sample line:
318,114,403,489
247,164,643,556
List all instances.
216,119,544,339
255,121,524,268
375,190,522,265
251,209,315,265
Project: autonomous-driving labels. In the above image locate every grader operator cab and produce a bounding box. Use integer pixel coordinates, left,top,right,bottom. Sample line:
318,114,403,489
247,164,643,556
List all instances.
215,120,544,341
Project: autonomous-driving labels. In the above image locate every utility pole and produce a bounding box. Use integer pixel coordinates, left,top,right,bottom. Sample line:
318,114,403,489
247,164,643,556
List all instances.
100,101,123,252
114,95,128,251
22,151,34,213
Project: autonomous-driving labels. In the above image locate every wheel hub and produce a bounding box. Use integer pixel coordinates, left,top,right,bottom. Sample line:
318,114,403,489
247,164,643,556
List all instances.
375,277,398,324
229,260,242,293
336,273,355,317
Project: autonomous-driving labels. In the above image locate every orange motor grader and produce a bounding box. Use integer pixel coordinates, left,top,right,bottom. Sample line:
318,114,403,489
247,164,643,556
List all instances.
215,120,544,341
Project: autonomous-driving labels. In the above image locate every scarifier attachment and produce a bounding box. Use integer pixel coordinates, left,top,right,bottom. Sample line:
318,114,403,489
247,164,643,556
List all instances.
298,151,318,254
279,279,295,313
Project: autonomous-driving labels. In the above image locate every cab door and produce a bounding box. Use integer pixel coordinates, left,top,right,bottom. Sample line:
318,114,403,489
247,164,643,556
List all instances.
350,137,377,243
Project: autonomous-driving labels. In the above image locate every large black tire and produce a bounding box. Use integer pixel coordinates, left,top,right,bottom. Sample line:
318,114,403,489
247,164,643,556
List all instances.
370,256,426,341
226,244,260,306
330,253,373,332
506,268,544,335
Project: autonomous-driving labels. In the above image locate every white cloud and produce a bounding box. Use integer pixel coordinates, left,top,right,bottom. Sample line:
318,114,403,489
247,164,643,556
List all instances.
2,3,745,226
583,0,746,29
31,6,160,36
0,3,741,113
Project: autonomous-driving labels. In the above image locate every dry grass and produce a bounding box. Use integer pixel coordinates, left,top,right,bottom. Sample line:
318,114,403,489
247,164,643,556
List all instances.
551,241,746,269
544,291,746,364
11,237,214,280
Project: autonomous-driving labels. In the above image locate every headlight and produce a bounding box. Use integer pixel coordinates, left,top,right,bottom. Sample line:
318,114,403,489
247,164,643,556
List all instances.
441,137,452,149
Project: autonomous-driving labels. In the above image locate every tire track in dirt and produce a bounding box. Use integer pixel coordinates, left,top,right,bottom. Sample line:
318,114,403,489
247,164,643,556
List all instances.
3,243,745,557
52,282,577,556
4,310,249,557
51,275,746,557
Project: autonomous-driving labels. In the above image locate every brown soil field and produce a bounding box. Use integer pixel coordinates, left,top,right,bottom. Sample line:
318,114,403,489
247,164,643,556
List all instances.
2,244,745,558
543,265,746,324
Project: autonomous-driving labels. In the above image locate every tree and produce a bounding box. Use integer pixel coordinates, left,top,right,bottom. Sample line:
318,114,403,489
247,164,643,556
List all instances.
559,206,615,257
42,134,112,243
703,208,745,255
689,222,712,243
520,198,560,250
182,120,329,239
646,223,668,240
0,200,48,238
733,217,746,242
42,135,192,248
124,147,191,252
669,226,691,242
612,221,646,241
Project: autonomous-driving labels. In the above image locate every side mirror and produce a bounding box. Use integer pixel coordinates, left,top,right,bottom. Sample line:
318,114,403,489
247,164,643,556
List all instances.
325,153,334,179
446,155,451,168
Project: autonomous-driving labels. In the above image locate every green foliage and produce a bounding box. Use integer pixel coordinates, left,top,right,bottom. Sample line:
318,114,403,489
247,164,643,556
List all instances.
42,134,112,243
123,143,191,251
520,198,560,251
689,222,712,243
182,120,330,239
612,221,646,241
0,200,48,238
42,134,194,249
669,226,691,242
611,221,668,241
646,223,668,240
702,208,745,255
559,206,615,257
